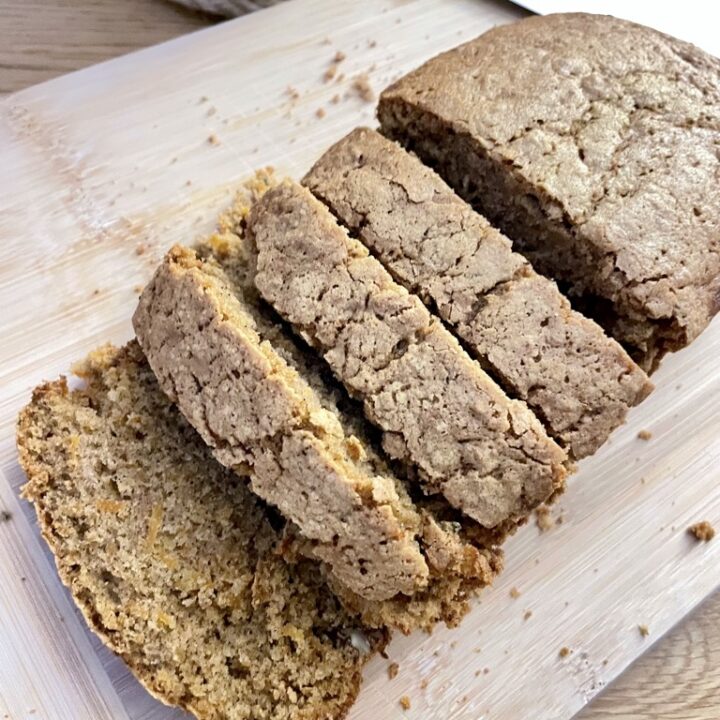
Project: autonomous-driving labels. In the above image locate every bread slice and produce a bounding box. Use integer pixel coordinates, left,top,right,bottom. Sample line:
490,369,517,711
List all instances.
378,13,720,372
248,180,568,529
134,243,429,602
304,128,653,459
16,341,383,720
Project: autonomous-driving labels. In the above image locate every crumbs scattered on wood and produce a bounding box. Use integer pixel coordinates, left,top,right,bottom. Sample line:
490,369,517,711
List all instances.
352,74,375,102
399,696,411,710
483,667,490,675
330,94,341,105
637,429,652,440
388,662,399,679
92,289,100,297
559,646,571,658
286,86,301,101
334,50,346,62
509,586,520,599
323,64,338,82
688,520,715,542
0,510,12,523
135,243,146,256
638,624,650,637
133,285,144,294
315,107,326,119
208,134,220,146
420,678,429,690
523,610,533,621
368,39,377,48
536,504,554,532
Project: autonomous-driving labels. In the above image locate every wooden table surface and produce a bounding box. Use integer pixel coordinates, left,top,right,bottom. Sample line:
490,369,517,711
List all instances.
0,1,717,718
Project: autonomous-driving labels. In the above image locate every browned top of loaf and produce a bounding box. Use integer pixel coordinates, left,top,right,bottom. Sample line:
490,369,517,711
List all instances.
249,180,567,529
16,341,380,720
380,12,720,347
133,244,429,602
304,127,653,458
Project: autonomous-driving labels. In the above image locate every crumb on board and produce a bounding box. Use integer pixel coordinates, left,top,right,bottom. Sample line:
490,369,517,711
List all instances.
637,429,652,440
523,610,533,621
208,133,220,146
92,289,101,296
399,695,411,710
483,667,490,675
315,107,326,119
559,646,571,658
323,65,338,82
199,95,208,103
420,678,429,690
475,669,482,677
334,50,346,62
135,243,146,256
133,285,144,294
286,86,301,101
388,662,399,680
509,586,520,599
330,93,341,104
0,510,12,523
688,520,715,542
536,504,554,532
352,74,375,102
206,106,217,117
185,180,192,186
638,624,650,637
368,39,377,48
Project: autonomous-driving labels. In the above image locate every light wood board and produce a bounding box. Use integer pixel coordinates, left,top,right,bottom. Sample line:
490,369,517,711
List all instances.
0,1,718,718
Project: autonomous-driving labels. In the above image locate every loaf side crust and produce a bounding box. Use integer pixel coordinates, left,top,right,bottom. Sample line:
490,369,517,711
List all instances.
379,12,720,371
304,127,653,458
249,181,567,529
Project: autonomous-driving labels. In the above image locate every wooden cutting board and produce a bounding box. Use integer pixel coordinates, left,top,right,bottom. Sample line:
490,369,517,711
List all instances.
0,1,718,718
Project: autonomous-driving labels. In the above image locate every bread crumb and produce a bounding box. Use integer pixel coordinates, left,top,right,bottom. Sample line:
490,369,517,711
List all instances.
208,134,220,146
334,51,346,62
509,586,520,599
185,180,192,186
523,610,533,621
637,430,652,440
133,285,144,294
536,504,554,532
315,107,326,119
92,289,100,296
559,646,571,658
352,74,375,102
206,106,217,117
135,243,146,256
688,520,715,542
399,695,411,710
0,510,11,523
388,662,399,679
199,95,208,103
368,39,377,48
323,65,337,82
483,667,490,674
475,668,482,677
602,658,609,666
286,86,300,101
330,94,341,104
638,624,650,637
420,678,429,690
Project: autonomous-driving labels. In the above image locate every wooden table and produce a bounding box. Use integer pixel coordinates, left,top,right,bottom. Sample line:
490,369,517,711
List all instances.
1,1,717,717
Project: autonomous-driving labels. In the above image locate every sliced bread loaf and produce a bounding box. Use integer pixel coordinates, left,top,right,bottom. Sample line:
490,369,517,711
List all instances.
248,181,568,529
17,341,382,720
304,127,653,459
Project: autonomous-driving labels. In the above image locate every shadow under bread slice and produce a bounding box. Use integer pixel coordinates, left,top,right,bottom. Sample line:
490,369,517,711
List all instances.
378,13,720,372
134,243,429,603
304,128,653,460
248,181,568,531
16,341,383,720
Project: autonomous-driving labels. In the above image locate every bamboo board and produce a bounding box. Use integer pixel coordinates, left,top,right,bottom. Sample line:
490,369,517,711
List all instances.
0,1,718,718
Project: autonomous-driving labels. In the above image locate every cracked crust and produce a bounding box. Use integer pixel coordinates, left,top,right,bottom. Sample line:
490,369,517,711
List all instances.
379,13,720,371
248,180,567,529
134,244,430,602
16,341,383,720
304,127,653,459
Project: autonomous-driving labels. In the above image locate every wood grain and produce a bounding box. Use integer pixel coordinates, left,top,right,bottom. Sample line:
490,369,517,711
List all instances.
0,1,718,718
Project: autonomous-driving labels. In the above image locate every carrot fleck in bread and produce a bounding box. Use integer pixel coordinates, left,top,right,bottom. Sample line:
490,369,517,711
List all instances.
379,13,720,371
304,128,652,459
17,341,382,720
134,244,429,603
248,180,567,529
